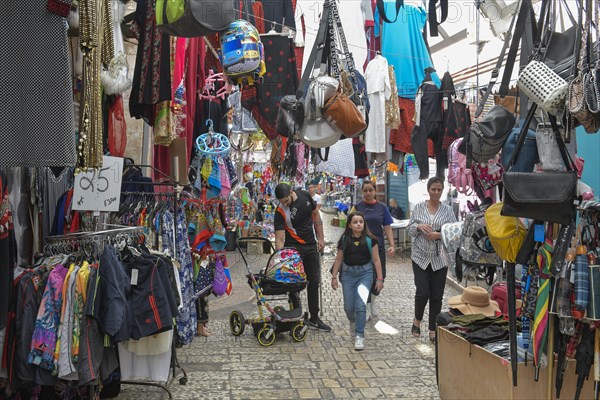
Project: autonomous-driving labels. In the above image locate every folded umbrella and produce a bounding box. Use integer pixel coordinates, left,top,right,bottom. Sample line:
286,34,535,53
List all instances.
575,325,595,400
533,238,553,380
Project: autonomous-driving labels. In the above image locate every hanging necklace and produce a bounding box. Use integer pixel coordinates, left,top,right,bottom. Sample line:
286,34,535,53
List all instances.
352,235,361,246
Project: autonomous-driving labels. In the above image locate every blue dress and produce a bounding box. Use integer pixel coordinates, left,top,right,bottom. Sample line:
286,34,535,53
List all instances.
162,209,197,345
375,3,440,99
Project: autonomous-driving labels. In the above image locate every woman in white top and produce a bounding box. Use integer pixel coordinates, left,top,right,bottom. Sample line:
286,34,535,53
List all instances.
407,177,456,342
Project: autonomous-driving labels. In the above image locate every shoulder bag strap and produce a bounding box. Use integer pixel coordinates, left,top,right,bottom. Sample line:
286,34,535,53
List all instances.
376,0,403,24
331,0,354,74
297,0,332,99
317,147,330,162
497,0,537,98
474,0,522,117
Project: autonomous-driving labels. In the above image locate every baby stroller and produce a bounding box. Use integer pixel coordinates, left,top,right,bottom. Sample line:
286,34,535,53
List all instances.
229,237,309,346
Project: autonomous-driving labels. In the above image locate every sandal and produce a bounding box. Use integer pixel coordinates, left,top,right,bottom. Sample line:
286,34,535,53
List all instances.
411,324,421,338
429,332,436,343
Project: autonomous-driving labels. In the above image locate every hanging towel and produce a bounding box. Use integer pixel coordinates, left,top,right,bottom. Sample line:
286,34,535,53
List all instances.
219,160,231,197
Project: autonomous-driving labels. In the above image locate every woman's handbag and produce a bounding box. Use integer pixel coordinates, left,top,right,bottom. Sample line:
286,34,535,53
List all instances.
567,0,600,132
535,120,578,171
464,105,516,164
297,118,341,148
500,127,538,172
517,60,569,116
304,76,340,121
484,202,527,263
459,209,502,266
471,156,504,190
322,90,367,138
156,0,233,38
501,110,579,225
276,95,304,138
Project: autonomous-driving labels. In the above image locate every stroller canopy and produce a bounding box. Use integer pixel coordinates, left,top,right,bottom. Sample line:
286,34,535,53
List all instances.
266,249,306,283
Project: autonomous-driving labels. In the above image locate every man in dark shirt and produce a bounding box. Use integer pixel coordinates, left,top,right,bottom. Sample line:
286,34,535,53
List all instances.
274,183,331,332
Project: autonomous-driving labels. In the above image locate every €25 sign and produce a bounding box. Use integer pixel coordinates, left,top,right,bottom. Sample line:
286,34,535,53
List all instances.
73,156,124,212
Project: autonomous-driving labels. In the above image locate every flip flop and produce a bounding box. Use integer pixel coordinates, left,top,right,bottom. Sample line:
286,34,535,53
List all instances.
411,324,421,337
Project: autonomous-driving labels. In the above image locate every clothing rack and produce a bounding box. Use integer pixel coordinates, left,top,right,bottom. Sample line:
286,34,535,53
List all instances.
123,163,181,257
44,227,188,399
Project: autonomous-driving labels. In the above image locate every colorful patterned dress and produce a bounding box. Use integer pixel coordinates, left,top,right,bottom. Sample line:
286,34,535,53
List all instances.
162,209,196,345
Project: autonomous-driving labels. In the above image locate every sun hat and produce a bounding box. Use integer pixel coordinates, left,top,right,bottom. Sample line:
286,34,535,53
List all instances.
448,286,501,317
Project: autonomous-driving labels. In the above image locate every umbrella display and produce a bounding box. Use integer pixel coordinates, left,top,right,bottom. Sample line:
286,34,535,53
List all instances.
573,245,590,319
575,325,595,400
532,237,553,378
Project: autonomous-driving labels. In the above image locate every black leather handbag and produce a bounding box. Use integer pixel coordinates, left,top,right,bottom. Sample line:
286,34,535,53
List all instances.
461,105,516,164
276,95,304,138
501,108,578,226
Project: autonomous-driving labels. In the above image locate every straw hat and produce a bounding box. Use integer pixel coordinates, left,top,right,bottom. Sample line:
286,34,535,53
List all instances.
448,286,501,317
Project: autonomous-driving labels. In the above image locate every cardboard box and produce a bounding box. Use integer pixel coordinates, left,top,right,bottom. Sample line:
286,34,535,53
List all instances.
437,327,595,400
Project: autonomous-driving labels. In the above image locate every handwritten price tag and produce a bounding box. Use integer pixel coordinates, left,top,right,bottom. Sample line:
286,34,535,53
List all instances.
73,156,124,212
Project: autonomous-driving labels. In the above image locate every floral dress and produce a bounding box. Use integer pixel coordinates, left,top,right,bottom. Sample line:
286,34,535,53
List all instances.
162,209,196,345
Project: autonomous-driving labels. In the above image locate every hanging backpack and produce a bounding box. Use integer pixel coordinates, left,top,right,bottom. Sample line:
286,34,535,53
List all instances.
219,20,266,85
156,0,234,38
447,138,474,195
459,209,502,266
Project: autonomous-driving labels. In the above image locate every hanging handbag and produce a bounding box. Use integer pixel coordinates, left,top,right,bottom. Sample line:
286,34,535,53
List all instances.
471,156,504,191
464,105,516,164
212,256,229,297
500,126,538,172
459,209,502,266
294,0,342,148
276,95,304,138
322,90,367,138
535,118,578,171
303,76,340,121
501,109,579,226
321,0,368,138
156,0,234,38
484,202,527,263
567,2,600,133
543,0,578,81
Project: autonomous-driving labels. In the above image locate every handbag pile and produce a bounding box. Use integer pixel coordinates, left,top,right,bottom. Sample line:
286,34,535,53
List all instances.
275,0,369,149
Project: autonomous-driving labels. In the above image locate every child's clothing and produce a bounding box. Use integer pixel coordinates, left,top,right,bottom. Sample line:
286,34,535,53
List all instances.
338,235,378,339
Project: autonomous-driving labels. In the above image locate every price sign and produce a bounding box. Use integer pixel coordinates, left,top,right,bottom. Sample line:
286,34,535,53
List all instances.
73,156,124,212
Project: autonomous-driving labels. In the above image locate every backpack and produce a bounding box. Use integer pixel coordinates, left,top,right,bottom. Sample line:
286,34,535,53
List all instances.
447,138,474,195
459,210,501,266
219,20,266,85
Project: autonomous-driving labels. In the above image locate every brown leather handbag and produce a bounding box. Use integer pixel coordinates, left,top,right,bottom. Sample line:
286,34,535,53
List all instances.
322,91,367,138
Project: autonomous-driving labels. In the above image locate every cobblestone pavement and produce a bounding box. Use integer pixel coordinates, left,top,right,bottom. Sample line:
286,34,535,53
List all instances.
117,214,461,399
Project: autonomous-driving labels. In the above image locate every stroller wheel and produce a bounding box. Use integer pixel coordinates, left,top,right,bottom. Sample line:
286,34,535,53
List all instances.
291,322,308,342
229,310,246,336
257,326,276,346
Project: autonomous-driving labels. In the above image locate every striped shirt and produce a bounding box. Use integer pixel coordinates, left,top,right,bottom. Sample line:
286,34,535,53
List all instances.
408,201,457,271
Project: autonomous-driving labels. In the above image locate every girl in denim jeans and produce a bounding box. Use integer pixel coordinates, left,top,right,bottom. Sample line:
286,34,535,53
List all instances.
331,212,384,350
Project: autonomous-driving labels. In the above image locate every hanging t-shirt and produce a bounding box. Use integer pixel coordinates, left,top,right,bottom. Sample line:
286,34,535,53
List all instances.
374,3,440,99
365,55,391,154
274,190,316,246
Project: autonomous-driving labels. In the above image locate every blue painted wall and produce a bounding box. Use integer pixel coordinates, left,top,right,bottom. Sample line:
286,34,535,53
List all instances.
576,127,600,195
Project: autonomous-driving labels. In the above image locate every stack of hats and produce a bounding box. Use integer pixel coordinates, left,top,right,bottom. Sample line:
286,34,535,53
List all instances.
448,286,500,317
